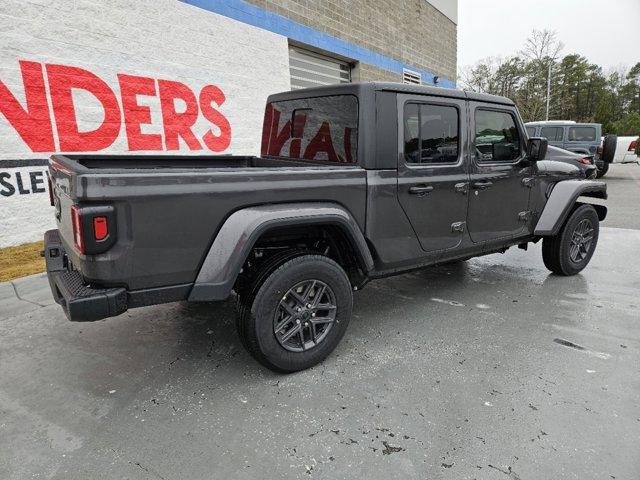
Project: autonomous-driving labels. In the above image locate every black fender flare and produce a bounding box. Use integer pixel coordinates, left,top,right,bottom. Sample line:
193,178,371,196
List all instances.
534,180,607,236
188,203,374,302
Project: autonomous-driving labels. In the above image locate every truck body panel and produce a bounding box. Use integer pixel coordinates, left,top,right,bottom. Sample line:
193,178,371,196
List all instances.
51,155,367,290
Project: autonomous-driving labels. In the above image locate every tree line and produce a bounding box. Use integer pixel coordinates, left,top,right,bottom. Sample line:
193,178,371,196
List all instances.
459,30,640,137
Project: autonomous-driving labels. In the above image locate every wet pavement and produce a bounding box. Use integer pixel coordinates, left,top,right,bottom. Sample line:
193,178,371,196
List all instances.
1,165,639,479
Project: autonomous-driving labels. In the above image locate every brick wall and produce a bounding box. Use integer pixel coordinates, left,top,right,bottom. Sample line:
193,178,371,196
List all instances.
246,0,457,81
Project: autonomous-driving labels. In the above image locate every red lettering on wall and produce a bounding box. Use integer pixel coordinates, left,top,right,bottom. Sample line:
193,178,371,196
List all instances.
118,74,163,151
158,80,202,151
266,107,291,156
303,122,340,162
0,60,55,152
199,85,231,152
289,112,307,158
0,59,233,154
47,64,121,151
343,127,353,163
260,103,274,156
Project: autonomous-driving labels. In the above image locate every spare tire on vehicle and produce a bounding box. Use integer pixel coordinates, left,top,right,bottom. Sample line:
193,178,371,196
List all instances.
601,134,617,163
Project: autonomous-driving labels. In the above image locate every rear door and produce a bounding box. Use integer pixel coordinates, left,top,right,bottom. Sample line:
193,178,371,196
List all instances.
467,103,533,243
396,94,469,253
566,125,598,155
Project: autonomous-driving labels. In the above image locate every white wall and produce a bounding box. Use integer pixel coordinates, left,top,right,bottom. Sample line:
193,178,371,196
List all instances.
0,0,291,248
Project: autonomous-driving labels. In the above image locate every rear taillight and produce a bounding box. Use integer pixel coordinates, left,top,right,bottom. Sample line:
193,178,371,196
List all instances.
71,205,84,253
93,216,108,241
577,157,592,165
69,205,117,255
629,140,637,152
47,174,54,206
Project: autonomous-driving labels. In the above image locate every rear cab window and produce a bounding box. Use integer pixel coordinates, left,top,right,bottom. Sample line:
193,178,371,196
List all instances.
261,95,358,163
568,126,596,142
404,103,460,165
474,109,522,162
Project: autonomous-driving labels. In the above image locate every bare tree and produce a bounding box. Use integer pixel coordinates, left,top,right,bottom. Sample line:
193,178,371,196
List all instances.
520,29,564,120
458,57,502,93
521,29,563,62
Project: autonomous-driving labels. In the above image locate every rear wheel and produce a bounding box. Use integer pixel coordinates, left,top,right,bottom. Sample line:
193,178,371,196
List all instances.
236,253,353,372
595,160,609,178
542,204,599,276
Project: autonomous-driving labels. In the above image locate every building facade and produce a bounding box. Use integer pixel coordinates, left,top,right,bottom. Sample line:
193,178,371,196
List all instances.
0,0,457,247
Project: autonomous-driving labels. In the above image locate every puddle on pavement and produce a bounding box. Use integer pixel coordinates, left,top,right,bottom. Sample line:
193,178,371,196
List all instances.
553,338,611,360
553,338,586,350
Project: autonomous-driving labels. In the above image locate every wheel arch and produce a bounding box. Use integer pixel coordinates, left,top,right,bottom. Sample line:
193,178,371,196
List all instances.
188,203,374,302
534,180,607,236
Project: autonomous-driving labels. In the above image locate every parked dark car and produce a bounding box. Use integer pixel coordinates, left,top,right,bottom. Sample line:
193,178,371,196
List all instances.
544,145,598,178
44,83,607,372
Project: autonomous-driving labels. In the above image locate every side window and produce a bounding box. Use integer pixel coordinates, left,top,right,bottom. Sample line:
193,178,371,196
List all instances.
568,127,596,142
474,109,521,162
541,126,563,142
404,103,459,164
525,126,536,137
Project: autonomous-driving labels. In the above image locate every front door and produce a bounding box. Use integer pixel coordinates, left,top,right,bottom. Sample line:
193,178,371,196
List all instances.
397,94,469,253
467,104,533,243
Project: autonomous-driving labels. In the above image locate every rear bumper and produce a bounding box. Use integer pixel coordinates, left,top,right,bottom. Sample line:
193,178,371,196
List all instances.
44,229,127,322
620,153,640,164
44,229,193,321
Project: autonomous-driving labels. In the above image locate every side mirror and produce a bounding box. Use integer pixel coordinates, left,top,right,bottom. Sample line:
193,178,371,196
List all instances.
527,137,548,162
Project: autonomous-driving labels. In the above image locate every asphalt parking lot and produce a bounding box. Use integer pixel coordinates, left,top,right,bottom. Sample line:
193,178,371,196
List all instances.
1,164,639,480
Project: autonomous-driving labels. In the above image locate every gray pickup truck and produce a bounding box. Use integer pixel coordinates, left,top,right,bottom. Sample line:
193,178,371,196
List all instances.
45,82,607,372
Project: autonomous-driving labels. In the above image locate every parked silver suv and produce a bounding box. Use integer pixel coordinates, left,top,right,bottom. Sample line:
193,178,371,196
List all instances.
525,120,616,177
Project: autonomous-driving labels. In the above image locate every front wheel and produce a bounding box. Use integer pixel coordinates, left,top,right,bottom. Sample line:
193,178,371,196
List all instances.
542,204,599,276
236,254,353,372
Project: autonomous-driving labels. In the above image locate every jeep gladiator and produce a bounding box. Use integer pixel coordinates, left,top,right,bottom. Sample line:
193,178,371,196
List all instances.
45,82,607,372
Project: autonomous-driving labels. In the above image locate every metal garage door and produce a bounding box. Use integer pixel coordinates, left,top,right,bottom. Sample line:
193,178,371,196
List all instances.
289,47,351,90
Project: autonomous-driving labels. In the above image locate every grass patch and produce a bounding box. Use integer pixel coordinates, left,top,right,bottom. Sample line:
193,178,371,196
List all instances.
0,241,45,282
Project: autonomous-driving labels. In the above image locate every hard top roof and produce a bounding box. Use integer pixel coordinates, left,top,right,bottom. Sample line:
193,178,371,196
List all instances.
267,82,515,106
525,120,600,127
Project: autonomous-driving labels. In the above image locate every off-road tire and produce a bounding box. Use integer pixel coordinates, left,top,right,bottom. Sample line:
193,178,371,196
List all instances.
236,253,353,372
595,160,609,178
235,248,310,350
542,204,599,276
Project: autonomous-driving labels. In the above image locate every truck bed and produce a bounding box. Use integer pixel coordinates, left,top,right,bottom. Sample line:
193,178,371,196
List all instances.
49,154,367,291
68,154,317,170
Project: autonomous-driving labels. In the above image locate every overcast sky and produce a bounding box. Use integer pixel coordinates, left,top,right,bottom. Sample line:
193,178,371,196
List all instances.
457,0,640,73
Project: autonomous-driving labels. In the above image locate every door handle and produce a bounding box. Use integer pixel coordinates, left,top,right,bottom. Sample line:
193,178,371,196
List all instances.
472,180,493,190
409,185,434,195
454,182,468,194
